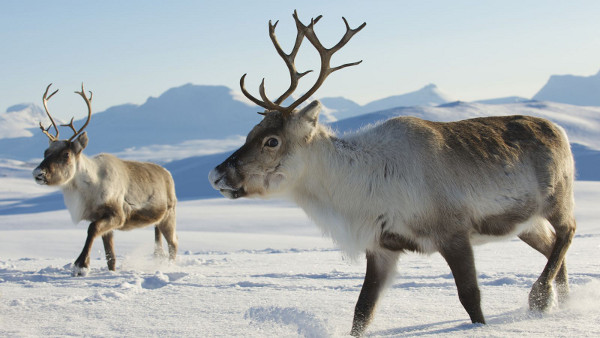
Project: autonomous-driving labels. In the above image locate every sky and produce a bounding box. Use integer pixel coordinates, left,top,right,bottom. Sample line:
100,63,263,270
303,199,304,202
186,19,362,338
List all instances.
1,0,599,120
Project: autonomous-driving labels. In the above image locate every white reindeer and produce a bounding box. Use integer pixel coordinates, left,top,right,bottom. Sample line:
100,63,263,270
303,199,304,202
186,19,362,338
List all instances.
209,11,576,336
33,84,178,276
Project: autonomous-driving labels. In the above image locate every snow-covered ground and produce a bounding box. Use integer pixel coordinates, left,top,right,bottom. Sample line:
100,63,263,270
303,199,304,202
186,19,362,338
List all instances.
1,159,599,336
1,97,599,336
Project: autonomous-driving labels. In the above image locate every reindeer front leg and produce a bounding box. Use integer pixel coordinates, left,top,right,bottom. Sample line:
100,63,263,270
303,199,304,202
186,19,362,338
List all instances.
73,221,100,276
351,250,399,337
439,233,485,324
73,209,123,276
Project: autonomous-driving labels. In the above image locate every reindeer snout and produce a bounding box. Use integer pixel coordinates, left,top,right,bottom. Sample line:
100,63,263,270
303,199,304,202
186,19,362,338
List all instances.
208,168,226,191
32,167,47,185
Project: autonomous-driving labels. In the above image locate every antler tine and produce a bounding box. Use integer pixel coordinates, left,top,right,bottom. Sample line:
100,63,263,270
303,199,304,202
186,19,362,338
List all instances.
258,79,281,110
240,74,276,110
60,117,77,134
40,83,60,141
240,11,364,115
240,11,324,114
285,15,366,113
67,83,93,142
331,17,367,55
270,11,322,105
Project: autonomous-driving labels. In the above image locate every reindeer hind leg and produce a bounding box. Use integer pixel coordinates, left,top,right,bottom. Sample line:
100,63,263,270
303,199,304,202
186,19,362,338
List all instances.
153,226,166,258
519,219,569,305
157,208,178,261
102,231,116,271
528,209,575,311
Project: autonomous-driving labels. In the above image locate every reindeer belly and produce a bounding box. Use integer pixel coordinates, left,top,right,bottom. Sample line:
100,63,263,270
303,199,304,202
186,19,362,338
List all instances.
121,206,167,230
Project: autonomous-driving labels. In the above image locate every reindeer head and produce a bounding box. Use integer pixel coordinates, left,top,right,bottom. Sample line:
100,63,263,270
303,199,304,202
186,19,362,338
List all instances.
33,84,93,186
209,11,365,199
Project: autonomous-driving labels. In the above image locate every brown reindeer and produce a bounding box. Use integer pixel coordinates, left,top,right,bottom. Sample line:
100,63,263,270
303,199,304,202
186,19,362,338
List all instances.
33,84,178,276
209,11,576,336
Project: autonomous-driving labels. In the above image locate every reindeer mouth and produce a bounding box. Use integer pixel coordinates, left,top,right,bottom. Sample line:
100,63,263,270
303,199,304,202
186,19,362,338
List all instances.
219,188,246,199
35,177,48,185
209,169,246,199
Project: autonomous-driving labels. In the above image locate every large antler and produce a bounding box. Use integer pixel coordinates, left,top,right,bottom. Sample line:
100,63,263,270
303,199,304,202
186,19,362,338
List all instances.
39,84,60,141
62,83,93,142
241,10,366,115
39,83,93,142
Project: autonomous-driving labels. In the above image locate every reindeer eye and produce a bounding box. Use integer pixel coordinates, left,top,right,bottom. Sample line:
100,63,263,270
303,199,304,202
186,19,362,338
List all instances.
63,152,70,159
265,138,279,148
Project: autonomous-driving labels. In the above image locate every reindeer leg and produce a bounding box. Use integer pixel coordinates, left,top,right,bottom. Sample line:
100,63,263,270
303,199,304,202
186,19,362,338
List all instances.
157,208,178,261
73,221,100,277
519,221,569,304
73,207,124,277
528,212,575,311
102,231,116,271
439,233,485,324
351,250,399,337
153,226,165,258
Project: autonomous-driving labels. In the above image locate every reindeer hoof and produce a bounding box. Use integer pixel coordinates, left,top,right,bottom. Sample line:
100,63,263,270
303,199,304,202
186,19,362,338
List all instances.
72,265,89,277
528,281,556,311
350,324,366,337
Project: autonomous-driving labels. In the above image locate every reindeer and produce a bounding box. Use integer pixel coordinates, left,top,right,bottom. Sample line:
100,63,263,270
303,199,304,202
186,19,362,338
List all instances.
33,84,178,276
209,11,576,336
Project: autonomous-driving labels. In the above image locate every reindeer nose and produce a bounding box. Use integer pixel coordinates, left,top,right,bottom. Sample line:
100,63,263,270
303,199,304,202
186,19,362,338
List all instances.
32,167,46,184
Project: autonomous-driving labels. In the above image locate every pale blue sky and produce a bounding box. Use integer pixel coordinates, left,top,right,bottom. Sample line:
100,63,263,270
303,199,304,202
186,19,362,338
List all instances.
1,1,599,120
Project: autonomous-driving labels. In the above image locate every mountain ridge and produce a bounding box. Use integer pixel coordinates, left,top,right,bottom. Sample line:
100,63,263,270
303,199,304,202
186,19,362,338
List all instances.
533,69,600,106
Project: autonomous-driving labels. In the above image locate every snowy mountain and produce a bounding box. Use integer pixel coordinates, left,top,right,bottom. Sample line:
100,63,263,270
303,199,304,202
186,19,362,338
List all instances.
0,83,451,160
474,96,530,105
0,84,262,161
359,83,451,113
0,104,63,139
318,97,362,120
1,99,600,209
321,84,452,119
163,100,600,200
533,69,600,106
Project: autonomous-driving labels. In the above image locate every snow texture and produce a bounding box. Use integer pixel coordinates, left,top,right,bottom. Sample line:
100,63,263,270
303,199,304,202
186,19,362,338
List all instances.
1,77,600,336
1,140,600,337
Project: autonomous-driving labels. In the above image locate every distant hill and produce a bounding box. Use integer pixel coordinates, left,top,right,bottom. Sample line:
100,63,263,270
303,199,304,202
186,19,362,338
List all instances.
319,97,362,120
0,104,63,140
0,84,262,161
319,84,452,120
360,84,451,113
0,83,453,160
2,99,599,209
533,69,600,106
2,76,600,164
474,96,530,105
171,100,600,200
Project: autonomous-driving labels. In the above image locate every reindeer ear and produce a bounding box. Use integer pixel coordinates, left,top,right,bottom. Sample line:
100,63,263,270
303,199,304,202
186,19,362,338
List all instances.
73,132,88,154
297,100,322,125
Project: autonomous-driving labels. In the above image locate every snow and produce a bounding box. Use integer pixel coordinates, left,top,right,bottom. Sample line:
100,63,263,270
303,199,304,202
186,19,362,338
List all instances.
1,151,600,337
2,80,600,336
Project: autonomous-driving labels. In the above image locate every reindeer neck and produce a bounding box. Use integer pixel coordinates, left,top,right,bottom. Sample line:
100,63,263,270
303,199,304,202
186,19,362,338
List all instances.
292,132,375,210
61,153,96,191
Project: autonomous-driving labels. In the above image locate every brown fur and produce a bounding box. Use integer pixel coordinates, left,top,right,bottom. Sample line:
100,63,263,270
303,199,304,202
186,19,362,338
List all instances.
34,132,178,276
210,102,577,336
